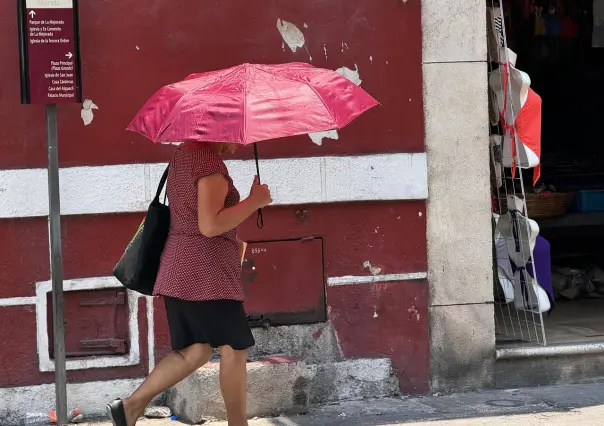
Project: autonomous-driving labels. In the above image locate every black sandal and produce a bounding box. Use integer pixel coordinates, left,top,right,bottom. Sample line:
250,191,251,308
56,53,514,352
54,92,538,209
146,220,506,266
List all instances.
106,399,128,426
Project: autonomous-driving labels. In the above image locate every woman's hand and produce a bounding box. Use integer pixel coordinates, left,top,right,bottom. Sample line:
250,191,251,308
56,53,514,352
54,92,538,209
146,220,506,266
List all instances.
197,174,272,238
248,176,272,209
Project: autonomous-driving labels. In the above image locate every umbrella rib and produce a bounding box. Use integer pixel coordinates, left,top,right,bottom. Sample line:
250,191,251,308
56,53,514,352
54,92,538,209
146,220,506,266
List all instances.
250,65,338,128
250,63,308,84
304,83,338,127
155,89,201,141
243,64,248,143
156,67,244,142
155,67,243,141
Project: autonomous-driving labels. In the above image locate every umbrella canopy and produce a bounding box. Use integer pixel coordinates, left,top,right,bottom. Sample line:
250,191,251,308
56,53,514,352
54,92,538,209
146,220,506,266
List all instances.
127,62,378,144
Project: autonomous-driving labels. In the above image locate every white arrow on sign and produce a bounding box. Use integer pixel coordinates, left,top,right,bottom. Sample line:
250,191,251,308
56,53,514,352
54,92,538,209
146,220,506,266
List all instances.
29,10,36,18
65,52,73,59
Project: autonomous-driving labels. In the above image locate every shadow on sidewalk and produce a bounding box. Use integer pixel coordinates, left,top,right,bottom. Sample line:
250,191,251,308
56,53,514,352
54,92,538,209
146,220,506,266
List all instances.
245,382,604,426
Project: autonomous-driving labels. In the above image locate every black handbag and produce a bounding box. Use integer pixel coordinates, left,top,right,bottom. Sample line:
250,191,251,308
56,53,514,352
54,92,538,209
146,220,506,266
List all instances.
113,166,170,295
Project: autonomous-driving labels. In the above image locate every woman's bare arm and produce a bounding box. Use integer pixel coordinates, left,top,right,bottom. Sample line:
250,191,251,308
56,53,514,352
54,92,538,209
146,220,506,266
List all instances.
197,174,271,238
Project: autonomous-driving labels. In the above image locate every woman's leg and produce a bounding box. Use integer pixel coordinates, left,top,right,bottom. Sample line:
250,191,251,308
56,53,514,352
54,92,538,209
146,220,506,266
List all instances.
218,345,249,426
122,343,212,426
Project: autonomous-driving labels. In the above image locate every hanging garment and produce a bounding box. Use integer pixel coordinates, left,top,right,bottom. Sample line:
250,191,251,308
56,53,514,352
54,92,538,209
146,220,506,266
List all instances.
493,213,516,303
520,0,532,20
560,15,578,38
593,0,604,47
497,63,542,185
545,13,562,36
534,7,547,36
527,235,555,310
490,135,504,189
513,88,542,184
487,7,505,63
495,207,552,314
488,49,529,126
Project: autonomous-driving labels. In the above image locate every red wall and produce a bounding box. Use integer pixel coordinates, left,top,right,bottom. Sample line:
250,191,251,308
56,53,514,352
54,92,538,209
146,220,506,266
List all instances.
0,202,425,300
0,0,423,169
0,202,428,390
0,0,428,392
328,280,429,394
0,299,150,388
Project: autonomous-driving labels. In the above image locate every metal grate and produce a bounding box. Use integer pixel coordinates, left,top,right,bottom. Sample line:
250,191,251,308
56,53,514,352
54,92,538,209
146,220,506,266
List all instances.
488,0,547,346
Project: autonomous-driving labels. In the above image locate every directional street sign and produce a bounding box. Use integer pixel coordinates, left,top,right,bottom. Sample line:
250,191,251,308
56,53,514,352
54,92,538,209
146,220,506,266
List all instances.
18,0,82,104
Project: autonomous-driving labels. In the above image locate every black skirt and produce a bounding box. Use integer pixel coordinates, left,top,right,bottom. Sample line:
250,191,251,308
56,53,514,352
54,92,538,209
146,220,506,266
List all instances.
163,296,255,351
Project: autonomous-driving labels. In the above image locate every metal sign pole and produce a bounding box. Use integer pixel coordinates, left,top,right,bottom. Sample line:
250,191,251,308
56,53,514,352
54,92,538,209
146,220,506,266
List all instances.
46,104,68,426
18,1,82,421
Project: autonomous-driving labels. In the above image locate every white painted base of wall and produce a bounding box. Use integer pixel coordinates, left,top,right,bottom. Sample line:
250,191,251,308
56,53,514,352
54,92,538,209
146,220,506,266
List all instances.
0,378,162,426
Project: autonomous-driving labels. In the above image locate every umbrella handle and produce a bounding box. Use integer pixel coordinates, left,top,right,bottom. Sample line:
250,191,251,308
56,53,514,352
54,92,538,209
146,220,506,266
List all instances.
254,144,264,229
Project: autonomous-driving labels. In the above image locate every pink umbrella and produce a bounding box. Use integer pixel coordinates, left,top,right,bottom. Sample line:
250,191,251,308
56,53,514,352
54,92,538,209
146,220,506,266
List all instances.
128,62,379,226
127,62,378,145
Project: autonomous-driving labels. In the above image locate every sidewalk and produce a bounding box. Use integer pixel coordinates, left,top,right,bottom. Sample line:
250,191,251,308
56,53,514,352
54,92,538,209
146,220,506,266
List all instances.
86,382,604,425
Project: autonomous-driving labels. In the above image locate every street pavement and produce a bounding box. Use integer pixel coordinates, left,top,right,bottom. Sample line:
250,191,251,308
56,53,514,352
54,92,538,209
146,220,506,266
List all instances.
84,382,604,425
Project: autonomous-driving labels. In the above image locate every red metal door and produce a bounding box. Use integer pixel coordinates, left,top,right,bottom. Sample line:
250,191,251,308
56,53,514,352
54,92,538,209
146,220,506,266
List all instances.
47,289,129,358
242,237,325,327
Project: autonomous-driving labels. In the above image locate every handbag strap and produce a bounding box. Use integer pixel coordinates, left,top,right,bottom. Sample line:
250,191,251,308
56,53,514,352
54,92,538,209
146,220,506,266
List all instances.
154,166,170,203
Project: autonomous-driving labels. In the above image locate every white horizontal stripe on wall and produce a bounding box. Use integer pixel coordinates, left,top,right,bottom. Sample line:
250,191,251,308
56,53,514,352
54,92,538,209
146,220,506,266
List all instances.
0,297,36,306
327,272,428,286
0,153,427,219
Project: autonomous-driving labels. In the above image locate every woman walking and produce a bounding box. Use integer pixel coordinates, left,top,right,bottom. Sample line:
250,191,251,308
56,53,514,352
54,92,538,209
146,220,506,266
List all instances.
107,141,272,426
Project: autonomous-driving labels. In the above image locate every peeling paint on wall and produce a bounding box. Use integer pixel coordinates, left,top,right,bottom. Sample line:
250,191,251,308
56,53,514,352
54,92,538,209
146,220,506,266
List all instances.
407,305,421,322
81,99,99,126
276,19,305,53
363,261,382,276
308,129,339,146
336,65,362,86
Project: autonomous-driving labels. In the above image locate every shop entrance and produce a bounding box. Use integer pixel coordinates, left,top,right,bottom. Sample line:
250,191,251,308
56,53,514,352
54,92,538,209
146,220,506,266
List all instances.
487,0,604,348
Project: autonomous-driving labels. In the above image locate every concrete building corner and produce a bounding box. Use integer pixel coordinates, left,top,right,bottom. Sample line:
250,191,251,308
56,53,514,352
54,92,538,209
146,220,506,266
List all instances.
422,0,495,392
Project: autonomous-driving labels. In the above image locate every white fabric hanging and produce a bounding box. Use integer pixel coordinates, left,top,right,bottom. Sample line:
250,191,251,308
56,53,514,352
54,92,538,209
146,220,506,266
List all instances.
493,206,551,314
493,213,515,303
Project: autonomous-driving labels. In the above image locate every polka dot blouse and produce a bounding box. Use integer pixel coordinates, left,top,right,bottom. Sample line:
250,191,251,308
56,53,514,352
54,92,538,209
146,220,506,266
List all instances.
154,143,244,302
